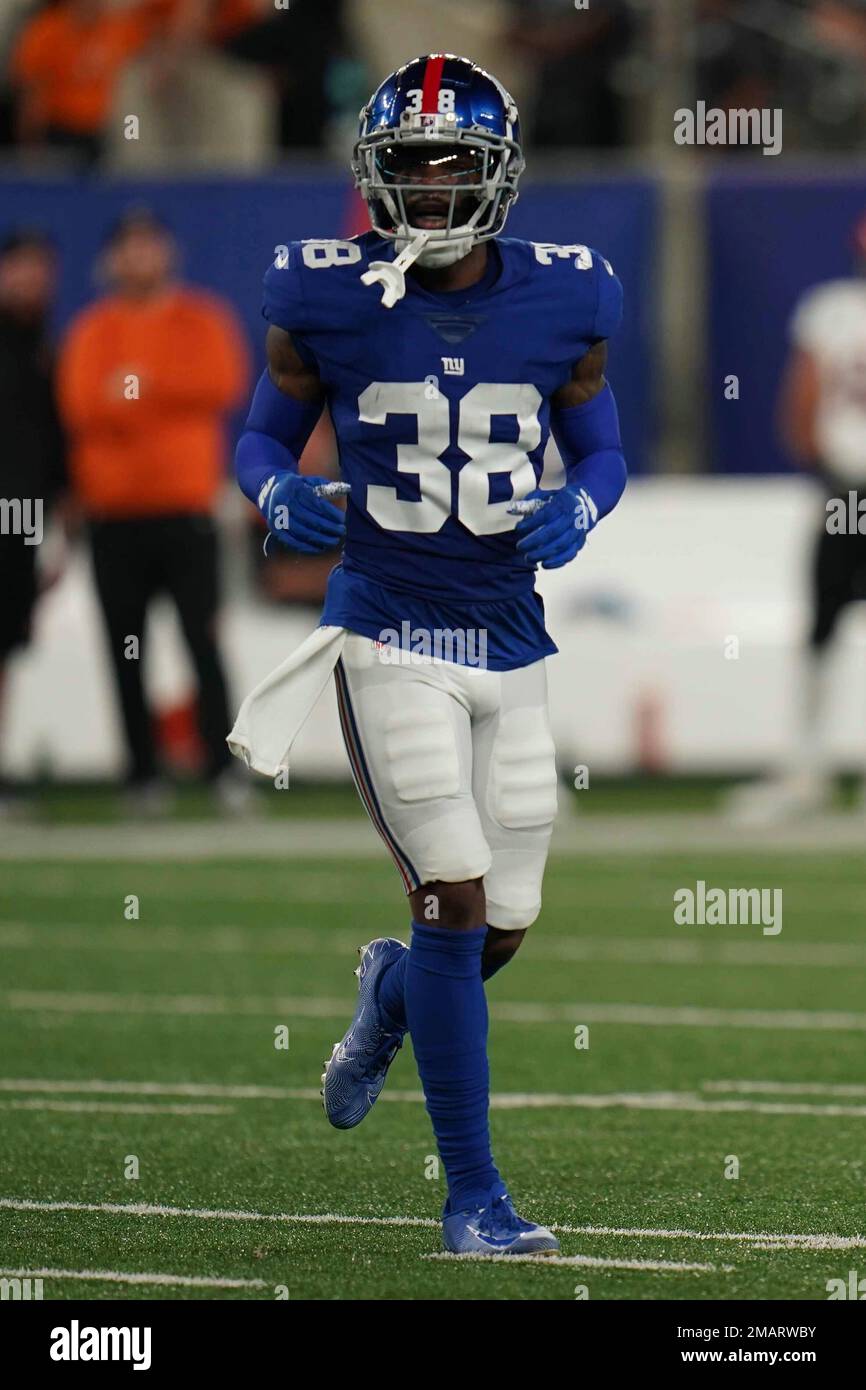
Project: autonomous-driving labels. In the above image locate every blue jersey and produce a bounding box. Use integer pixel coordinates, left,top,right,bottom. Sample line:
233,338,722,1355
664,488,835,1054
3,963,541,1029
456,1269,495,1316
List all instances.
261,231,623,671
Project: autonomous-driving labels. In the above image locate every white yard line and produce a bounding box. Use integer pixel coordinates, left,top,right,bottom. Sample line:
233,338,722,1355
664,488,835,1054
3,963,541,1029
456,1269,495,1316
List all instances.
1,1197,860,1251
4,1076,866,1119
2,1099,232,1116
424,1252,732,1273
6,987,866,1033
486,1092,866,1118
702,1079,866,1098
492,1001,866,1031
0,1078,300,1100
574,1226,866,1252
4,921,866,970
0,1197,439,1229
2,990,345,1018
0,1266,265,1289
0,873,361,903
2,812,866,858
527,938,866,968
0,820,378,861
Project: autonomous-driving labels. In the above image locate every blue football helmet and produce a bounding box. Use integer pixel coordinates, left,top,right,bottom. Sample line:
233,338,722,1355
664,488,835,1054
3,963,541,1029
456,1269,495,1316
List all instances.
352,53,524,272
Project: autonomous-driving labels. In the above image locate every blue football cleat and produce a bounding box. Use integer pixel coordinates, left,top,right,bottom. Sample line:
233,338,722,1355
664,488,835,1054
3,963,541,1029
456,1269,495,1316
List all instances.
442,1190,560,1256
321,937,407,1129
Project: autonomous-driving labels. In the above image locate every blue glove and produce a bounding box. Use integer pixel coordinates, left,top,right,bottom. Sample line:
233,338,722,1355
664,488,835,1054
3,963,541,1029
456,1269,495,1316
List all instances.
514,485,598,569
258,472,346,554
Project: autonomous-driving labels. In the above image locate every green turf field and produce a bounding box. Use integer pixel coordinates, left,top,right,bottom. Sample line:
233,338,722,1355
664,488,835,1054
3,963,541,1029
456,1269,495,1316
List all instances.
1,843,866,1300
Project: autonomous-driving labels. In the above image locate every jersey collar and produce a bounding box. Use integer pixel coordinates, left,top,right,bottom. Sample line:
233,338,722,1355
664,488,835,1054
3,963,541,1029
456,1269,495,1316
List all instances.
361,232,530,302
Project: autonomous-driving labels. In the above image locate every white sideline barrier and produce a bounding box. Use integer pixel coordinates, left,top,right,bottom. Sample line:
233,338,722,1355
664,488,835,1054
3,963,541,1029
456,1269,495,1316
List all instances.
4,476,866,779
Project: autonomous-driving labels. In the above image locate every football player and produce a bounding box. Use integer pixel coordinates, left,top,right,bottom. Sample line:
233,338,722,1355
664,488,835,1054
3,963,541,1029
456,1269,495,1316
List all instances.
726,209,866,825
234,54,627,1256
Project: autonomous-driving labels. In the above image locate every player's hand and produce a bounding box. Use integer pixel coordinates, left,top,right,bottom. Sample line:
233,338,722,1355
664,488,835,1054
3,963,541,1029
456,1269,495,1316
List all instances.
513,486,596,569
258,472,346,554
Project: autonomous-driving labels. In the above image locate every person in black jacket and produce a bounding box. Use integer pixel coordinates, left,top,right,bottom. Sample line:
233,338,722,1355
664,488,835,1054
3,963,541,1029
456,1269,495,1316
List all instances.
0,227,66,794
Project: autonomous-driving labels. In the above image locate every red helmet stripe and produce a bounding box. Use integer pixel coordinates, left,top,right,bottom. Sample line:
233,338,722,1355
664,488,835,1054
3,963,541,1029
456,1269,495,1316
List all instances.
420,53,446,114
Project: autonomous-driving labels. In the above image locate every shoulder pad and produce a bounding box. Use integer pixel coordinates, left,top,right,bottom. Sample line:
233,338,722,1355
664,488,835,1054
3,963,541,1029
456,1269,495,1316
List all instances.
262,236,375,333
524,241,623,341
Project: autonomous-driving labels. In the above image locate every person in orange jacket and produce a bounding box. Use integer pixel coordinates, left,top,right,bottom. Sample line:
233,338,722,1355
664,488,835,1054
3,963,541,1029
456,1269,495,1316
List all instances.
10,0,157,164
9,0,263,167
58,206,250,807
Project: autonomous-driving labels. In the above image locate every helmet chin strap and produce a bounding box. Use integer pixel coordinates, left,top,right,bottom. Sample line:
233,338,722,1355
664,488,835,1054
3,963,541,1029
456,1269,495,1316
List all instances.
361,228,477,307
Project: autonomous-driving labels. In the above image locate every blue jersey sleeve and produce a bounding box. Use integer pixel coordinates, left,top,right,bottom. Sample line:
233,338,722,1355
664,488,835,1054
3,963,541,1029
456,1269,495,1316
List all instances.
521,239,622,361
261,246,319,369
592,252,623,341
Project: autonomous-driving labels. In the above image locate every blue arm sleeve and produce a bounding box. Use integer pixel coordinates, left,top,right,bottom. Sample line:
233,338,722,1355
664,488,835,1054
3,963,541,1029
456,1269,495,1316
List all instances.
550,383,627,522
235,369,324,506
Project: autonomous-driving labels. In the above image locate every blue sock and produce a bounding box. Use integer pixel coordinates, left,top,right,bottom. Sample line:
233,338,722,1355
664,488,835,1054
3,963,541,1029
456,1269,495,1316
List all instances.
379,925,507,1028
403,920,501,1211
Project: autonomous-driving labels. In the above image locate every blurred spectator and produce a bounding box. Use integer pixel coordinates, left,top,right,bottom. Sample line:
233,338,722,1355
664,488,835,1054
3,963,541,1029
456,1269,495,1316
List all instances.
696,0,781,129
695,0,866,152
726,209,866,823
812,0,866,57
219,0,356,153
804,1,866,146
503,0,634,148
9,0,157,165
57,208,251,809
0,228,66,803
7,0,281,170
106,0,277,170
347,0,529,138
0,1,34,147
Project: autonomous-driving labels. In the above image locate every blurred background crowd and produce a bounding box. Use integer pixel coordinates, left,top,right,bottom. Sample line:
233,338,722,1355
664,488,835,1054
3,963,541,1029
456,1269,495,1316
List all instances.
2,0,866,822
2,0,866,169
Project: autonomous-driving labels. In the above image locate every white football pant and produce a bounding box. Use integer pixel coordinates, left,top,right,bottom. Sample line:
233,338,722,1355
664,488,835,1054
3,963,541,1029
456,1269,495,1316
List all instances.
334,632,557,930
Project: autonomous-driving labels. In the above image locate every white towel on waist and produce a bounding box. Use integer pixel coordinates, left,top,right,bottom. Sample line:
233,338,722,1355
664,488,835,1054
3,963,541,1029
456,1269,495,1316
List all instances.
227,624,348,778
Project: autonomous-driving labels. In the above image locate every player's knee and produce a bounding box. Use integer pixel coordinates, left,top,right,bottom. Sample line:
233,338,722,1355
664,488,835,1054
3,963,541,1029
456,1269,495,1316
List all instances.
411,878,486,930
481,926,525,980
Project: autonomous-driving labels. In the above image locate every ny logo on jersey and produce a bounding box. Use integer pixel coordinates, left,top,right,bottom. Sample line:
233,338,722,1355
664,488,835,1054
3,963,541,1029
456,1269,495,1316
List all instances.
441,356,465,376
